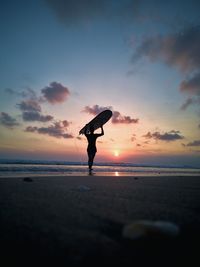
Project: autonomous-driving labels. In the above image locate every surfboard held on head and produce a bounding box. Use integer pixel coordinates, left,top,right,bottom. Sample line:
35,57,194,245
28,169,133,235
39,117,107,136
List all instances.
79,109,113,135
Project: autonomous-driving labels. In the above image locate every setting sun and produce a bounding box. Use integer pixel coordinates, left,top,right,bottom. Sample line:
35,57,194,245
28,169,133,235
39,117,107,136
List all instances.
114,150,120,157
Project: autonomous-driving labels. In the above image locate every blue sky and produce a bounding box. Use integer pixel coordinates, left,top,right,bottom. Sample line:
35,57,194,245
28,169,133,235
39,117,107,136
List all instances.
0,0,200,166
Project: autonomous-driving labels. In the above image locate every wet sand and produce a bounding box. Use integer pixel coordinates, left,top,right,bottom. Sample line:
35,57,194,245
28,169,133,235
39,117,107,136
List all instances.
0,175,200,266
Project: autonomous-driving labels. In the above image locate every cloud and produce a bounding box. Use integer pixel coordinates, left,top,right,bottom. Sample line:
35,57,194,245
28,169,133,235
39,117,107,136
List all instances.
25,120,73,139
22,111,53,122
131,134,136,142
132,25,200,73
132,25,200,113
180,98,195,110
185,140,200,146
143,130,184,142
17,99,53,122
0,112,20,129
6,83,71,104
180,97,200,110
46,0,107,24
143,132,152,139
41,82,70,104
17,99,42,112
45,0,139,26
62,120,70,127
112,111,139,124
7,82,72,127
180,72,200,95
83,105,112,115
83,104,139,124
5,87,38,99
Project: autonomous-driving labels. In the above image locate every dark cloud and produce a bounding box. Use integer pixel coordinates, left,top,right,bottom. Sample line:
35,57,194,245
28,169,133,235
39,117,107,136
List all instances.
17,99,53,122
185,140,200,146
132,25,200,110
143,132,152,139
132,25,200,73
180,72,200,95
5,87,38,99
180,98,195,110
22,111,53,122
83,105,112,115
6,83,71,104
0,112,20,129
83,104,139,124
46,0,107,24
131,134,136,142
17,99,42,112
62,120,70,127
25,120,73,139
112,111,138,124
143,130,184,142
41,82,70,104
45,0,139,26
180,97,200,110
25,126,37,132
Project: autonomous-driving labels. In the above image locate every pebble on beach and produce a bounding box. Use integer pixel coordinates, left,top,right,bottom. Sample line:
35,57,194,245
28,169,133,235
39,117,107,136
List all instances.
77,185,91,192
122,220,180,240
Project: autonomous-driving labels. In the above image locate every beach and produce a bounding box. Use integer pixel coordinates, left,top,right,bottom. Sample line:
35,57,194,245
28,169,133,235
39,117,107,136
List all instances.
0,175,200,266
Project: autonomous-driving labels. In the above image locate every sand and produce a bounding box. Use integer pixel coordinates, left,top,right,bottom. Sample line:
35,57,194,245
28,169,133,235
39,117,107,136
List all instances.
0,175,200,266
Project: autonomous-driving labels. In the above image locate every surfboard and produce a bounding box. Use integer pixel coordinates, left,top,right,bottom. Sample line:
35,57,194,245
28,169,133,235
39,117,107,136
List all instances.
79,109,112,135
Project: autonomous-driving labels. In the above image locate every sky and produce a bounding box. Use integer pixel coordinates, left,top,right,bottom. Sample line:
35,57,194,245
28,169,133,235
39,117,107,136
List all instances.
0,0,200,167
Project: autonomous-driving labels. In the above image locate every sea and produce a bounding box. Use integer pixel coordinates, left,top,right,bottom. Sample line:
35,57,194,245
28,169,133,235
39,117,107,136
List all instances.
0,159,199,177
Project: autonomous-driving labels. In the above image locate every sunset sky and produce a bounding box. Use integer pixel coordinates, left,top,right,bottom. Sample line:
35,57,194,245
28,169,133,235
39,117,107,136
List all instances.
0,0,200,166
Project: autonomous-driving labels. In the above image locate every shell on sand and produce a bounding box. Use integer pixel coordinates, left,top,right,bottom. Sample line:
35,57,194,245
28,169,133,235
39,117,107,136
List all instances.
122,220,180,240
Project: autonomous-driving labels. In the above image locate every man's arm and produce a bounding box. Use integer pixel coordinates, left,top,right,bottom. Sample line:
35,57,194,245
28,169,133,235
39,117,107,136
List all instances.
99,126,104,136
84,124,88,136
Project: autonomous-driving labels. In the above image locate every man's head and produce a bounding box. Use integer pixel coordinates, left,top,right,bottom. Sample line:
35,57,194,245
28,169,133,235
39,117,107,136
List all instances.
89,125,94,134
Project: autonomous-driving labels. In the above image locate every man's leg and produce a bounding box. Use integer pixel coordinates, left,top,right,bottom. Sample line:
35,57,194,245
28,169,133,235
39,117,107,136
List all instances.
88,151,95,170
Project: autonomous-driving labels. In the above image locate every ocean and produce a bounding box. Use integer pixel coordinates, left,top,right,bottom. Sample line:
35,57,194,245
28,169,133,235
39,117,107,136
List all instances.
0,159,199,177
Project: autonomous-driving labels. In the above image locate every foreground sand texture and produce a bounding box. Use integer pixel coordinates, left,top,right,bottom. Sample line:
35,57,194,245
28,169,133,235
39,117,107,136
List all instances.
0,176,200,266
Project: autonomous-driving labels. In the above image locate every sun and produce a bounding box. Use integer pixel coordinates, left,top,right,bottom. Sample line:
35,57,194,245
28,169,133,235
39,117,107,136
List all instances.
114,150,120,157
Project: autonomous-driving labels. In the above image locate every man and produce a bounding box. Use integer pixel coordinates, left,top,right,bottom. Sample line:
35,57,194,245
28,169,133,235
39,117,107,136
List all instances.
84,125,104,171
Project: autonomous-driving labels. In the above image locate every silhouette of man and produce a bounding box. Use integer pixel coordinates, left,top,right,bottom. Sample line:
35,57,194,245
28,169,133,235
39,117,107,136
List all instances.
84,125,104,171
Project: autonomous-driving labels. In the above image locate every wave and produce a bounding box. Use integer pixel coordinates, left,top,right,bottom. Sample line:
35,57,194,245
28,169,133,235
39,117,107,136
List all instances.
0,160,199,176
0,158,199,169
